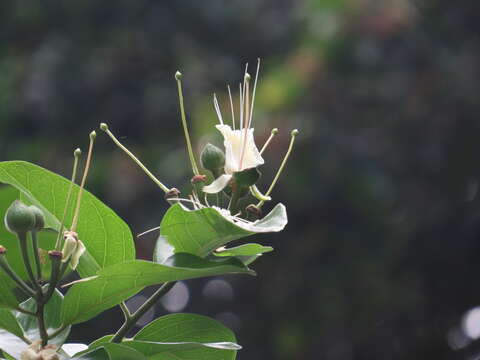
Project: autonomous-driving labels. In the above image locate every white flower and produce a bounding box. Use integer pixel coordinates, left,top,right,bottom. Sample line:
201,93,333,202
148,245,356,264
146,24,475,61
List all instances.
203,65,264,194
21,341,59,360
61,230,86,270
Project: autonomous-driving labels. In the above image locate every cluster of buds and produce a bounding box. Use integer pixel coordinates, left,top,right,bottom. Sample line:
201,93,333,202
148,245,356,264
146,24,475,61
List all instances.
0,132,96,352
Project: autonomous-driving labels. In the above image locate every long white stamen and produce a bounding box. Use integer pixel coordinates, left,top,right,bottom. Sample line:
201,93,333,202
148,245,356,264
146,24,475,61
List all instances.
214,93,224,125
239,73,250,170
137,227,160,238
239,83,244,130
248,58,260,129
227,85,235,130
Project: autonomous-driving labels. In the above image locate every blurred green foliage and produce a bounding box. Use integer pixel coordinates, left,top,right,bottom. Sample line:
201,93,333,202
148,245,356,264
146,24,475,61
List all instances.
1,0,480,359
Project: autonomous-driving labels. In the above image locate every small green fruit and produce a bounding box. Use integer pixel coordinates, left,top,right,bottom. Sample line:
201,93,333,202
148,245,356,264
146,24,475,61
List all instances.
4,200,36,234
29,205,45,231
201,143,225,175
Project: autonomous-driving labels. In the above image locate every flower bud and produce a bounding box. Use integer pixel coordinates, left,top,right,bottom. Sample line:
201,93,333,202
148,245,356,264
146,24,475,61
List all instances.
201,143,225,175
4,200,36,234
29,205,45,231
246,204,262,220
191,174,207,184
165,188,181,200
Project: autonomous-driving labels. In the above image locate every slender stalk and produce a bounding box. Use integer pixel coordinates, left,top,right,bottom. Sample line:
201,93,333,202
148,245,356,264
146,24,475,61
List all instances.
31,231,42,281
44,252,62,301
257,129,299,208
55,148,81,250
110,282,176,343
260,128,279,155
228,188,242,213
71,132,96,231
119,302,131,320
100,123,170,193
175,71,200,176
0,254,36,297
18,232,41,292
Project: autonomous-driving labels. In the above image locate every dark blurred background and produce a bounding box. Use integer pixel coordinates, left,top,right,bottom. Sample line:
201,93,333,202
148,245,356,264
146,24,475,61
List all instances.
1,0,480,359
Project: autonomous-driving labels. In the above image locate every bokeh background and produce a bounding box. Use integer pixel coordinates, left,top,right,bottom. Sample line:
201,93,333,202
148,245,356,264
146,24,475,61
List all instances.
1,0,480,359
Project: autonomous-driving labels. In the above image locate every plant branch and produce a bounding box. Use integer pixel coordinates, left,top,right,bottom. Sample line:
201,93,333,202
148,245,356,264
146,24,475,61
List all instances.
110,281,176,343
18,232,41,292
31,230,42,281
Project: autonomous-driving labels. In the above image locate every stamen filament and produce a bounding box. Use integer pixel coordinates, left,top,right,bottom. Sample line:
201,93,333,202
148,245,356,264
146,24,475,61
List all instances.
239,73,251,171
71,131,96,231
227,85,235,130
260,128,279,155
257,129,299,208
175,71,200,176
55,148,81,250
214,94,224,125
100,123,170,193
247,58,260,130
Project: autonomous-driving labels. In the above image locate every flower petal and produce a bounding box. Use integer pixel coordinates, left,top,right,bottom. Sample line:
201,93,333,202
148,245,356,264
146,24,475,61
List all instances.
216,125,264,174
70,240,86,270
203,174,233,194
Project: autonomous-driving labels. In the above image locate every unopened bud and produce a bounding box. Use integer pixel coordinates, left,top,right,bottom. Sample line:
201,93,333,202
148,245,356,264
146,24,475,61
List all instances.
4,200,35,234
201,143,225,174
29,205,45,231
0,245,6,254
191,174,207,184
165,188,181,200
48,250,63,259
246,204,262,219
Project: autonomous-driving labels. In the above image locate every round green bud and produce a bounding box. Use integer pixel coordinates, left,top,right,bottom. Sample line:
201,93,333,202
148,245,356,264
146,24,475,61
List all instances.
29,205,45,231
271,128,279,135
201,143,225,174
291,129,299,137
4,200,36,234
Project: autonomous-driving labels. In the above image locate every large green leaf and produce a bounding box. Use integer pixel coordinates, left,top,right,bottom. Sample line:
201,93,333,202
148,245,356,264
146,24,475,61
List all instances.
16,287,71,346
159,203,287,257
133,313,239,360
61,254,254,325
0,161,135,277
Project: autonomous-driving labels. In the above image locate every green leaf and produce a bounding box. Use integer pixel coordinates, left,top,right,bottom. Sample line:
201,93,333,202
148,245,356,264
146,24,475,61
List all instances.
16,288,71,346
133,313,239,360
0,275,18,310
103,344,148,360
120,340,241,355
214,243,273,257
62,255,254,325
159,203,287,257
0,310,23,340
73,347,109,360
0,161,135,278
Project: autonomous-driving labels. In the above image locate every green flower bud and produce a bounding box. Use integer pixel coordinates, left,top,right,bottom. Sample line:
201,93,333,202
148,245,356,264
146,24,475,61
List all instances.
29,205,45,231
201,143,225,175
4,200,35,234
